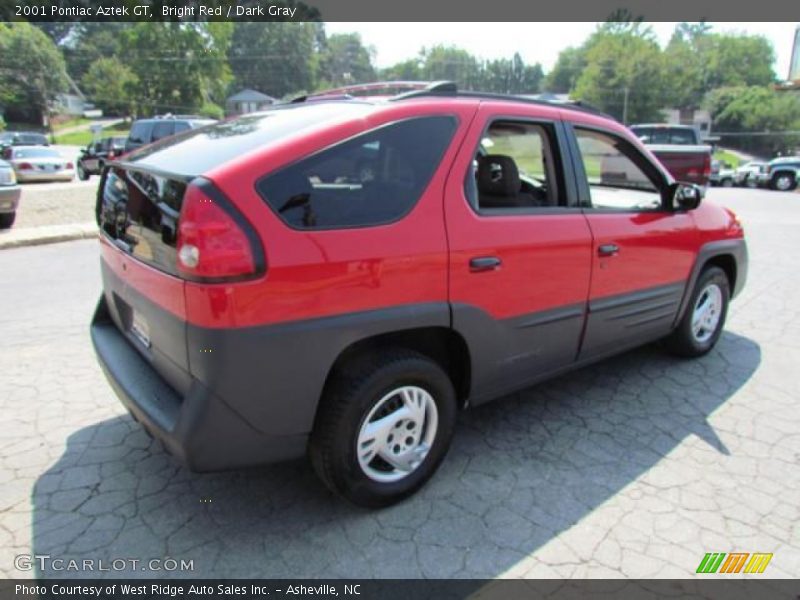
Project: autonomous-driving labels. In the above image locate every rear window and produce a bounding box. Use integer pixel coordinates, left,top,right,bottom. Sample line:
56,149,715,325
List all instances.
128,121,155,145
123,102,375,177
15,133,48,145
12,148,60,159
98,168,187,276
257,116,457,230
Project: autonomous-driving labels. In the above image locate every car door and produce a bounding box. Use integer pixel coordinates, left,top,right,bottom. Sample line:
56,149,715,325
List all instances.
564,121,698,360
445,102,593,404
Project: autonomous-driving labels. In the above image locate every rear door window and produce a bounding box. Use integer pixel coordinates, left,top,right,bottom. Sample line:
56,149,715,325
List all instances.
257,116,457,230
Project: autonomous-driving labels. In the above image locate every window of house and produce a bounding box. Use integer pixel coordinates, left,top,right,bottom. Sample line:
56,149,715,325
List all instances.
574,128,664,211
257,116,457,230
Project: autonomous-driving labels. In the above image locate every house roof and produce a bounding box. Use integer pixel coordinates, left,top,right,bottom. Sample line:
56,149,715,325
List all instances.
227,89,276,103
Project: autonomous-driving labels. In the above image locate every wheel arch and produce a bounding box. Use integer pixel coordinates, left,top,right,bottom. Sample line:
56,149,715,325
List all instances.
322,326,472,407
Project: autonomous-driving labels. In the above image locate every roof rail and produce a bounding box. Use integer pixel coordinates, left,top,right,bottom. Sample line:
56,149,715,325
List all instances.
290,81,457,103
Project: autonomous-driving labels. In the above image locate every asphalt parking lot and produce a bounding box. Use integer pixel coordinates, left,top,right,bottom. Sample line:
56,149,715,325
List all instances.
0,187,798,579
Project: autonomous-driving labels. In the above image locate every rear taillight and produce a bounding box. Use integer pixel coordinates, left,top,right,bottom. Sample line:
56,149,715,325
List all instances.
702,155,711,179
18,162,33,170
176,185,260,281
108,152,115,159
66,162,74,169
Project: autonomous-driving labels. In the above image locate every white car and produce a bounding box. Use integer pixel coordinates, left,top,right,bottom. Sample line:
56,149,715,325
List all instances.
2,146,75,183
0,159,20,228
733,161,766,187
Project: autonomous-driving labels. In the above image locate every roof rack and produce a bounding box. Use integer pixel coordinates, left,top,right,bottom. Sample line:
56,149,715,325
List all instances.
289,80,612,119
290,81,456,103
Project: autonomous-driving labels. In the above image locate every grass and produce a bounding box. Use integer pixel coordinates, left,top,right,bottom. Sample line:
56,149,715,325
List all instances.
54,127,129,146
51,117,91,132
713,150,741,168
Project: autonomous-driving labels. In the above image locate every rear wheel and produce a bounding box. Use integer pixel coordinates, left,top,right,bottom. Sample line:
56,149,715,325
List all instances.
665,266,730,358
721,177,733,188
77,163,89,181
0,212,15,229
309,349,457,507
770,172,797,191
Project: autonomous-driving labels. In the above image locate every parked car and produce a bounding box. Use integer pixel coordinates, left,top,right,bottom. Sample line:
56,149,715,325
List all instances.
733,161,766,188
709,159,735,187
757,156,800,191
125,115,216,153
0,159,20,228
92,82,748,507
77,136,127,180
2,146,75,182
0,131,49,150
629,124,712,189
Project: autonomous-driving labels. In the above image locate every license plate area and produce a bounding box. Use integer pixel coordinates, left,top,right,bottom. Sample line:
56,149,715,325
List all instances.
130,311,152,349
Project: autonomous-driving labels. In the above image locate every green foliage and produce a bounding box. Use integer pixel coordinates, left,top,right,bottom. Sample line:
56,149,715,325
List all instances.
544,47,586,94
228,23,319,99
199,102,225,120
379,59,422,82
707,86,800,155
0,22,70,123
0,115,5,132
320,33,376,87
82,57,138,117
572,23,666,123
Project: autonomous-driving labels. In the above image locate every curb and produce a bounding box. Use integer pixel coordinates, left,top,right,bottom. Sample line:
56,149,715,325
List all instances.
0,223,97,250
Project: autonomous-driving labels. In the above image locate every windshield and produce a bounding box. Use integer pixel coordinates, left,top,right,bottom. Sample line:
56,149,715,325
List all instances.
13,148,61,159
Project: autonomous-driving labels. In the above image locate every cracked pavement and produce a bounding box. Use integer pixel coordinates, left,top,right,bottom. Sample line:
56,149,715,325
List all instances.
0,188,798,579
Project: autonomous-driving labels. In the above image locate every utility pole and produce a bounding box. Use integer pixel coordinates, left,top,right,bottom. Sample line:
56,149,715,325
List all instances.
622,85,629,125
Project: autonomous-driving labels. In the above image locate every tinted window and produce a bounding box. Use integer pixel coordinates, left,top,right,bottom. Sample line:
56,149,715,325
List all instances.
98,168,186,276
15,133,48,145
668,129,696,144
151,121,175,142
257,116,457,230
128,121,155,144
575,128,663,211
465,121,561,211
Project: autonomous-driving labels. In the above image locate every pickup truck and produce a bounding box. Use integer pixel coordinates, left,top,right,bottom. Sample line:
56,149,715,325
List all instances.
630,124,712,189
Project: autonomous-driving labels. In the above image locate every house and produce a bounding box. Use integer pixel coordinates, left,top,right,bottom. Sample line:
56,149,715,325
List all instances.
225,89,277,116
660,108,714,142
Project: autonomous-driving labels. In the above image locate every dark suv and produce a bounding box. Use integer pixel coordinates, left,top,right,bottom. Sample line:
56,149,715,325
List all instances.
91,82,748,507
124,115,216,152
77,136,127,180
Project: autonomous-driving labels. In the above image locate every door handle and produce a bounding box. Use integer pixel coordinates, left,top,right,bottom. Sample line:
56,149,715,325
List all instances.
598,244,620,257
469,256,502,272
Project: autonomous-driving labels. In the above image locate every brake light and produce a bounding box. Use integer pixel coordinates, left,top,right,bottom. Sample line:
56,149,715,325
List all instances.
176,185,260,280
17,162,33,170
108,152,115,159
66,162,74,169
702,155,711,179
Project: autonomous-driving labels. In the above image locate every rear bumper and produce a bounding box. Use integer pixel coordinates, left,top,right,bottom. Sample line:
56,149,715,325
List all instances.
90,296,308,472
0,185,20,213
16,170,74,182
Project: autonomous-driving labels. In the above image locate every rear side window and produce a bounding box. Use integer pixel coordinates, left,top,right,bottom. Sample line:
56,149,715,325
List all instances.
128,122,154,145
257,116,457,230
151,121,175,142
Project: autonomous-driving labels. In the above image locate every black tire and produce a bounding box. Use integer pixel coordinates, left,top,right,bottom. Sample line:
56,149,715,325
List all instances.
77,163,89,181
665,266,730,358
0,212,15,229
770,172,797,191
721,177,733,188
309,349,457,508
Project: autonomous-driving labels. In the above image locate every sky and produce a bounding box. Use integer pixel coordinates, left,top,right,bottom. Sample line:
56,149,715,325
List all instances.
325,22,799,80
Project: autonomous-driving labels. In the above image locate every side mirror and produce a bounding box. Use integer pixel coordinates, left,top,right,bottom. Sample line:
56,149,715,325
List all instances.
670,182,703,211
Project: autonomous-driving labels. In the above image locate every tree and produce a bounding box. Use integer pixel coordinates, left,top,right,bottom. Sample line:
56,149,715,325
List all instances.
706,86,800,155
544,47,586,93
120,23,232,116
572,23,666,123
380,59,423,81
320,33,375,87
228,23,319,99
0,23,69,123
82,57,138,117
482,53,543,94
420,46,482,90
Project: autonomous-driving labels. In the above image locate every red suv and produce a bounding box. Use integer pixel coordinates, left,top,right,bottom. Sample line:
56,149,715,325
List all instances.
91,82,747,507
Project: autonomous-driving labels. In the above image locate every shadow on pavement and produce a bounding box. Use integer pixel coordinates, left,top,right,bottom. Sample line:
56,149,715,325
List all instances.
31,331,760,579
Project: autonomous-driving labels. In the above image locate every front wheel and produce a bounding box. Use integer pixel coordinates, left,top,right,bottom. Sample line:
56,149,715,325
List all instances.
77,163,89,181
770,172,797,191
665,266,730,358
721,177,733,188
309,349,457,507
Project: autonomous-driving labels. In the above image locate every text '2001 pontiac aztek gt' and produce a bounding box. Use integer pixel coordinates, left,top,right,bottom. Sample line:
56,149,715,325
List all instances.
91,82,747,507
